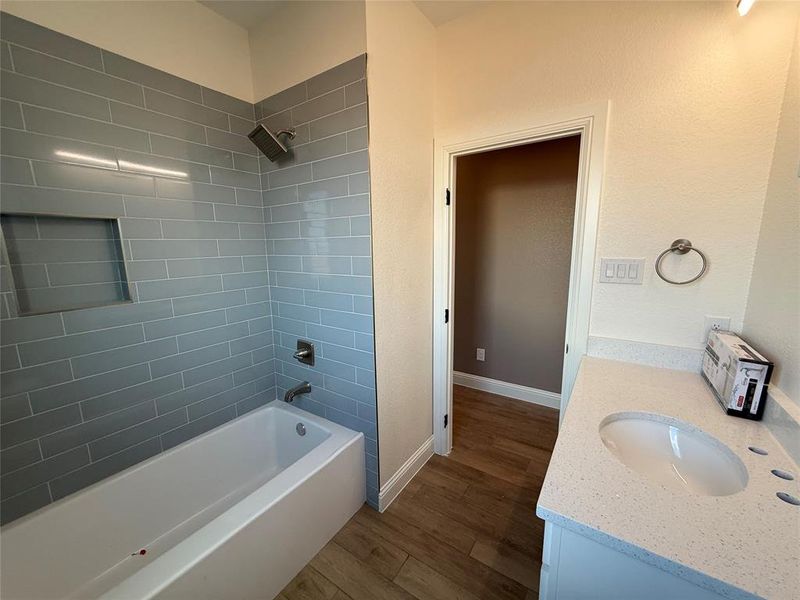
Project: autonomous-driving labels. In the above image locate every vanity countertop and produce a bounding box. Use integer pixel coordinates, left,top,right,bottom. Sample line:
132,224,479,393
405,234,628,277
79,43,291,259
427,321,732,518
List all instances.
537,357,799,600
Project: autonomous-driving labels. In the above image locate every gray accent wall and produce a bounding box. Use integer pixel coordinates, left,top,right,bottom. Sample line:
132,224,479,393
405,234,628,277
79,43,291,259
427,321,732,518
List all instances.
0,13,272,524
0,13,378,524
255,56,378,508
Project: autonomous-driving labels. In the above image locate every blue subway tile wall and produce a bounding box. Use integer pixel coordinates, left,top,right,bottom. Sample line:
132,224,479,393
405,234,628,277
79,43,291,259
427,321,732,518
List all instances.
0,14,378,522
255,55,379,508
0,13,275,524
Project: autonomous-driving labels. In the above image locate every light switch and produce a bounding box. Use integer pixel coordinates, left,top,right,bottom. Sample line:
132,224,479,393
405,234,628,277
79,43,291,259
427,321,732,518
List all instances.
599,258,645,284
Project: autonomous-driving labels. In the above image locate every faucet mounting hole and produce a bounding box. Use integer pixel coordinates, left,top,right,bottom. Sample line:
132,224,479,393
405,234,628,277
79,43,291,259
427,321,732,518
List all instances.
776,492,800,506
771,469,795,481
748,446,768,456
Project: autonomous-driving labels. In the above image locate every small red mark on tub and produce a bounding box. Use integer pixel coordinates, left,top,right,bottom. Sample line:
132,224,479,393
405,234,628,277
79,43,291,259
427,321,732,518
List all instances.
131,549,147,556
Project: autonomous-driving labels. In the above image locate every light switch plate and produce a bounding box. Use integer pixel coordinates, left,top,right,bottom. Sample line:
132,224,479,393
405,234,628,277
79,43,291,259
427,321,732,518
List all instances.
598,258,645,284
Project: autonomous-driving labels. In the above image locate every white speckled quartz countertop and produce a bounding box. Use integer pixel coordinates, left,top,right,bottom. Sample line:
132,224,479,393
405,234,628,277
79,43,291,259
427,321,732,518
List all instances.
537,357,800,600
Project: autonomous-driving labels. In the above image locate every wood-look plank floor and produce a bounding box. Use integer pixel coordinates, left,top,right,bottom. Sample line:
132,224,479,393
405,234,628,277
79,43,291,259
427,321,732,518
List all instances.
277,385,560,600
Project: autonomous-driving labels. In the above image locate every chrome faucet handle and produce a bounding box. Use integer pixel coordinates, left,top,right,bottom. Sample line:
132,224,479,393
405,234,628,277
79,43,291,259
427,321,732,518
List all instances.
293,340,314,366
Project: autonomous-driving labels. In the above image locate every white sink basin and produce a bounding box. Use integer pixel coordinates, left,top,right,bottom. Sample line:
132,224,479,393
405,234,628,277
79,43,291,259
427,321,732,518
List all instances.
599,412,748,496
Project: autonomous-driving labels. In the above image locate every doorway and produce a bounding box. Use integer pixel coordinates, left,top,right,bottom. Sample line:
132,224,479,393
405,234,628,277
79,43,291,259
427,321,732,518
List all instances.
452,137,580,411
433,104,609,455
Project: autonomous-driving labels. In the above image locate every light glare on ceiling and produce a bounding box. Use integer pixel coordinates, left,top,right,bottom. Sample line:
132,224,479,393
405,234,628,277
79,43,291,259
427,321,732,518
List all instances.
737,0,756,16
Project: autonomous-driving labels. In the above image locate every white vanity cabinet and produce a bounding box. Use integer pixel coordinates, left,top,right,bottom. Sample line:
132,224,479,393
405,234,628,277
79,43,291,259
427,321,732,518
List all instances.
539,522,732,600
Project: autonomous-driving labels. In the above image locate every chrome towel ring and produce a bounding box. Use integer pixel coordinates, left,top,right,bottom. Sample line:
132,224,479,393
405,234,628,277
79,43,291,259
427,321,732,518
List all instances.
655,239,707,285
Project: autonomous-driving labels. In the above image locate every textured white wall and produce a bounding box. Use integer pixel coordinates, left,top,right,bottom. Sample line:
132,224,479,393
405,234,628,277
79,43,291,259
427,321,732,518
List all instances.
435,1,799,350
1,0,254,101
249,0,366,101
743,22,800,406
366,0,435,486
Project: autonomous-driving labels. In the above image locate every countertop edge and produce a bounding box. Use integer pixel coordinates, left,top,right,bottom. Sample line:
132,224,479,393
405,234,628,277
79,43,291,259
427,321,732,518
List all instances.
534,504,761,600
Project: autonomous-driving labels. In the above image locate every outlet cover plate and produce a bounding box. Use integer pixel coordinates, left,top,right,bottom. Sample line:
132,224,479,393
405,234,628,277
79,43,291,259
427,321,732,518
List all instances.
703,316,731,344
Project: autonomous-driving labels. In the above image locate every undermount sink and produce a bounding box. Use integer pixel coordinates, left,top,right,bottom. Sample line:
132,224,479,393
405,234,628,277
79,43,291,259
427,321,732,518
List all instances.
599,412,748,496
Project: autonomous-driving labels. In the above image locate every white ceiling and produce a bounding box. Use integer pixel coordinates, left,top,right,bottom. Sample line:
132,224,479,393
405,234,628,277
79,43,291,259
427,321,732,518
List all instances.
198,0,489,31
198,0,287,30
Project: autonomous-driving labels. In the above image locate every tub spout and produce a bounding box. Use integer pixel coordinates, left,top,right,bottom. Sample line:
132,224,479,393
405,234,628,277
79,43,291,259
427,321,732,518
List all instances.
284,381,311,403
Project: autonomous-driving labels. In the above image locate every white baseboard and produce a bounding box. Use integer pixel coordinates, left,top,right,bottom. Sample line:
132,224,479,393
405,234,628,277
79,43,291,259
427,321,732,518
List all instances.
453,371,561,410
378,436,433,512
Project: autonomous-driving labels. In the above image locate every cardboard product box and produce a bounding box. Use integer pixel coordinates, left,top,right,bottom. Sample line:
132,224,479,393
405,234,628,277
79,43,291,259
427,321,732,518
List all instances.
701,331,773,420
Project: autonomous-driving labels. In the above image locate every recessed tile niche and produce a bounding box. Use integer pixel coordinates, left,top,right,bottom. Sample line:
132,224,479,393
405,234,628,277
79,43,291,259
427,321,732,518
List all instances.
0,214,131,315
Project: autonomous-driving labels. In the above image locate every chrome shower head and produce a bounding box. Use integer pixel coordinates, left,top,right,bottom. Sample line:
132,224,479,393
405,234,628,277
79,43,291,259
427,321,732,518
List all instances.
247,125,296,162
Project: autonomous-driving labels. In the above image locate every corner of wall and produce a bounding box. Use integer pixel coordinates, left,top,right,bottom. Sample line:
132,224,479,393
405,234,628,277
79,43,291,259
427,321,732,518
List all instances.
741,15,800,407
248,0,367,101
365,0,436,487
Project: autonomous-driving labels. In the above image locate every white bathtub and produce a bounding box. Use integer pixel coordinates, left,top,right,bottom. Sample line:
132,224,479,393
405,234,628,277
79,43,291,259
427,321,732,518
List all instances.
0,400,365,600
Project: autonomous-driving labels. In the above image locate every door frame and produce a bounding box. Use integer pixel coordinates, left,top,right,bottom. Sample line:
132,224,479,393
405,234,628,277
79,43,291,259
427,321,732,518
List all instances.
432,101,610,455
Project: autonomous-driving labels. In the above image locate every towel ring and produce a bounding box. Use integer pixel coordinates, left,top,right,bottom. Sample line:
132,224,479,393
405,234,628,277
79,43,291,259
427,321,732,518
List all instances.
655,239,707,285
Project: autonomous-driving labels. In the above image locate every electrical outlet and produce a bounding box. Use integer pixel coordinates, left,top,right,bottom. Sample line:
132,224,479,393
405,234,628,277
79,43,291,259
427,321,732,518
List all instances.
476,348,485,361
703,316,731,343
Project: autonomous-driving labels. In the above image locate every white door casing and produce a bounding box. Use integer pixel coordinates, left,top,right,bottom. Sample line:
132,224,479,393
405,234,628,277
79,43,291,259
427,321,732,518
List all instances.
432,101,610,454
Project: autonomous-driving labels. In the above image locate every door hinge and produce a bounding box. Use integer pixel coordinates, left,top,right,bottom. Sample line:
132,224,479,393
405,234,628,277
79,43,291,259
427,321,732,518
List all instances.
444,309,449,323
445,188,451,206
444,414,449,428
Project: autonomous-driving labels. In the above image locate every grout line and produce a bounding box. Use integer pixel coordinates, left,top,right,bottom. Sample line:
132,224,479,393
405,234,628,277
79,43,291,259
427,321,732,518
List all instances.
5,41,17,72
5,43,252,132
25,158,37,186
10,99,254,163
265,169,370,193
258,79,365,122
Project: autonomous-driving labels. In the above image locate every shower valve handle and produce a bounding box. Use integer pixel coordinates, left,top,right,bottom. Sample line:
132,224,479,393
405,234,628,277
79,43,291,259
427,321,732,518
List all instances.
292,340,315,366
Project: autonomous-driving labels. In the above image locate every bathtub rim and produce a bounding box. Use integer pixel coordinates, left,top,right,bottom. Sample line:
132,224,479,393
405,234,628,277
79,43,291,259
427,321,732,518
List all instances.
97,399,364,599
0,400,355,534
1,400,365,600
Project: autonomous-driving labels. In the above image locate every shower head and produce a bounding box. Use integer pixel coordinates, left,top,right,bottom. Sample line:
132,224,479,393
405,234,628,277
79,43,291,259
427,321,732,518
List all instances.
247,124,296,162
